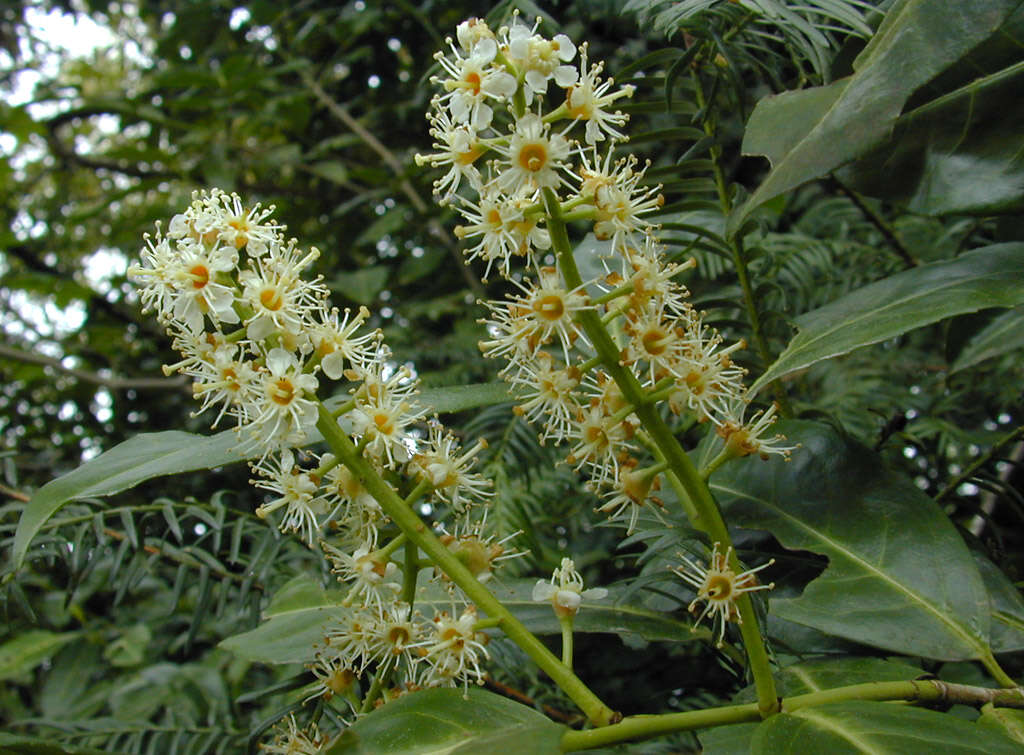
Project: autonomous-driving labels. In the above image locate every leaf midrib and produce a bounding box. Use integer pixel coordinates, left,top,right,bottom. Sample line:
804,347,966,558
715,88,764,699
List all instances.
713,482,986,657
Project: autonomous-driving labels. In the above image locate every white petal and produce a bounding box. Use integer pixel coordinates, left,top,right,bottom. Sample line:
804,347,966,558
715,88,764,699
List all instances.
554,65,578,88
532,580,557,602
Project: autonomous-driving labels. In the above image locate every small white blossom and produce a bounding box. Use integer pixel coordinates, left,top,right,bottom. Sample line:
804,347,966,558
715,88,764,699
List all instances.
533,557,607,618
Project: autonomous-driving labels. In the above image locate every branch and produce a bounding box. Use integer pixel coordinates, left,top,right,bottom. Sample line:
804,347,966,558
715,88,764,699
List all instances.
299,69,486,300
561,679,1024,751
0,343,189,391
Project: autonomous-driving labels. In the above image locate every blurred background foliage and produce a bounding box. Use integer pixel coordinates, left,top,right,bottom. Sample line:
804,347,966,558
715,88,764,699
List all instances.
1,0,1022,751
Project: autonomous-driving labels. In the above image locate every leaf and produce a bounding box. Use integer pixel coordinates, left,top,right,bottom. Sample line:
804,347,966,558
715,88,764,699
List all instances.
839,60,1024,216
701,657,924,754
973,551,1024,653
737,657,925,701
0,630,80,681
307,160,350,185
324,687,566,754
330,266,389,306
979,706,1024,746
220,576,708,665
951,306,1024,373
750,244,1024,395
711,421,992,660
750,700,1023,754
12,383,513,570
731,0,1024,232
0,733,108,755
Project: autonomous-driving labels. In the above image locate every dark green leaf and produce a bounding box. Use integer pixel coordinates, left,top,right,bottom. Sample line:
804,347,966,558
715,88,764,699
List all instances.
711,421,991,660
732,0,1023,232
750,701,1023,754
324,687,566,754
0,733,109,755
13,383,514,569
751,244,1024,395
0,631,81,681
973,551,1024,653
701,657,924,754
331,266,389,306
978,706,1024,746
951,306,1024,373
840,60,1024,215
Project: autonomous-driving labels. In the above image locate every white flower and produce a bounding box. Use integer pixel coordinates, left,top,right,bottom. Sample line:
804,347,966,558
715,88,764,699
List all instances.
241,347,319,454
415,103,487,201
503,21,577,97
418,605,490,688
495,113,573,193
673,543,774,647
508,351,582,443
347,363,424,468
565,403,637,486
565,44,635,144
433,36,516,130
252,449,326,544
185,340,260,428
578,153,663,254
239,239,325,341
410,422,492,510
309,305,380,380
665,325,747,425
128,231,240,334
454,184,554,281
716,401,798,461
595,461,664,535
532,557,607,618
324,542,401,609
262,714,326,755
478,266,590,365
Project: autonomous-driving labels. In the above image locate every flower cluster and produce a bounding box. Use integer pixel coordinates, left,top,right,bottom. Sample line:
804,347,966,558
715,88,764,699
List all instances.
130,191,515,698
418,17,793,536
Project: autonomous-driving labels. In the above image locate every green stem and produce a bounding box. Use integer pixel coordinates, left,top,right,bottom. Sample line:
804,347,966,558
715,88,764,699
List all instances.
936,423,1024,503
402,535,418,607
360,668,386,714
542,188,778,716
981,648,1018,688
315,402,618,726
560,616,575,669
561,679,1024,751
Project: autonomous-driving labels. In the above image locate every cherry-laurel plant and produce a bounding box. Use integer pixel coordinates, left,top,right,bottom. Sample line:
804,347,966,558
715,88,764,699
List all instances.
9,3,1024,754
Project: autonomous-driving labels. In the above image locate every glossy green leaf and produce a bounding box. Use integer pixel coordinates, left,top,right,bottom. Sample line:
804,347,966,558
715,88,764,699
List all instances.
12,383,513,570
839,60,1024,216
0,630,80,681
220,576,708,665
750,701,1023,754
979,706,1024,746
701,657,923,753
973,551,1024,653
738,657,925,701
732,0,1023,232
219,575,349,663
750,244,1024,395
324,687,567,754
951,306,1024,373
711,421,991,660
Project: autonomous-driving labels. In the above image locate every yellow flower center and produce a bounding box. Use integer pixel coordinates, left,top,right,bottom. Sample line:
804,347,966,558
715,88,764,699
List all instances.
518,142,548,172
270,377,295,406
